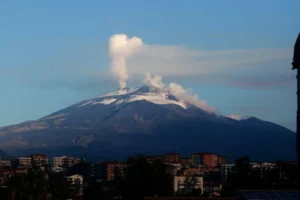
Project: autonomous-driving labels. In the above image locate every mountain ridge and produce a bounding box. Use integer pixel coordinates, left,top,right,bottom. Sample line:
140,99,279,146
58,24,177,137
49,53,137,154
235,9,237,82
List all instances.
0,85,295,160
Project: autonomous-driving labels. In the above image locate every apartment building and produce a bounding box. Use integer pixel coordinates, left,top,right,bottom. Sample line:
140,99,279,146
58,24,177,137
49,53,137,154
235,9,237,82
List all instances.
14,166,30,175
0,158,11,168
192,153,224,168
105,161,127,181
11,157,32,168
173,176,203,193
145,155,164,163
221,162,276,182
53,156,83,167
53,156,64,167
251,162,276,178
30,154,49,167
203,153,218,168
220,163,235,182
166,163,182,176
52,167,67,173
164,153,181,163
90,162,106,179
181,167,201,176
0,167,29,184
191,153,203,167
180,157,193,166
67,174,84,185
217,155,228,166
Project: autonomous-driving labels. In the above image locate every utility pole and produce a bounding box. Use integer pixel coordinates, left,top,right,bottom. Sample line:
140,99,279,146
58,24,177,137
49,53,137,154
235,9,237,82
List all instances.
292,32,300,200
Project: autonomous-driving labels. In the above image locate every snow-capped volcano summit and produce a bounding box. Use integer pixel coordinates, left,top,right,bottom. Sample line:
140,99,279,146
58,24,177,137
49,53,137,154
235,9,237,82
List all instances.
226,114,251,121
78,85,186,109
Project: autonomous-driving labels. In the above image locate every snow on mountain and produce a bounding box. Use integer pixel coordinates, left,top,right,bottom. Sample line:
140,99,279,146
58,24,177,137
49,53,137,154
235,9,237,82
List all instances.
77,85,187,109
0,85,295,161
100,87,138,97
76,86,256,120
226,114,251,121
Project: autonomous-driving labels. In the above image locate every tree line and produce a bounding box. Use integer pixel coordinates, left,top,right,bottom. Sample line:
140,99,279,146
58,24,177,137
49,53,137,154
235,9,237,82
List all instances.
223,156,299,196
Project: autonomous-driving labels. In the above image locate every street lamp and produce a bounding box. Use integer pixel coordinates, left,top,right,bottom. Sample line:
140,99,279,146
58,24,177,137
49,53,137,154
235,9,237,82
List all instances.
292,32,300,199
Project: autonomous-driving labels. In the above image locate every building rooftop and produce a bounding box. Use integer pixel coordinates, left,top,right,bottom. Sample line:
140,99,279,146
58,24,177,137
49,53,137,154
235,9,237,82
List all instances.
192,152,214,155
145,155,163,158
104,161,126,165
191,152,227,158
11,156,31,159
180,157,190,159
165,152,180,156
30,153,48,157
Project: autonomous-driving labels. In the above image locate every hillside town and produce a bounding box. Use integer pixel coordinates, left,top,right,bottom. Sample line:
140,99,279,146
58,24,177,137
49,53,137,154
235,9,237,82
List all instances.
0,152,298,199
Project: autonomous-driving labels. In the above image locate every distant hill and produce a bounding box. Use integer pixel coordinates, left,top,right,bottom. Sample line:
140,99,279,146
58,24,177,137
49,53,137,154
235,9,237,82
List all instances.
0,150,8,158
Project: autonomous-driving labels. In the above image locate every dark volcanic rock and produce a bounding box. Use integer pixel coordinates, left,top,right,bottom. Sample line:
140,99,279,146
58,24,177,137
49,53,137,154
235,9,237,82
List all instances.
0,86,295,161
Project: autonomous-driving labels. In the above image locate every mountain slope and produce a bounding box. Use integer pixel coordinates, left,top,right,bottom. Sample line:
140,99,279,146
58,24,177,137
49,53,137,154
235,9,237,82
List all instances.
0,85,296,161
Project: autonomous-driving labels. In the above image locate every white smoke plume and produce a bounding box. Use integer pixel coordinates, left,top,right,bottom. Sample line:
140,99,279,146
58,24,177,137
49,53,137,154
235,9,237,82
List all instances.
144,73,218,114
144,72,165,89
168,82,218,114
107,33,217,114
109,34,143,89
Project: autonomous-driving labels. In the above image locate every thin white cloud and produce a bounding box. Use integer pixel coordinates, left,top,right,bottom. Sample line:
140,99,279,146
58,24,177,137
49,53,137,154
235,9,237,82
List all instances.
119,39,292,89
126,44,291,77
5,34,292,91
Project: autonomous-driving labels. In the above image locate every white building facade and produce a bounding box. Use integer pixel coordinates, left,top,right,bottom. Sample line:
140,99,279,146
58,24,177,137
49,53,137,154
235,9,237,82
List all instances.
173,176,203,194
67,174,83,185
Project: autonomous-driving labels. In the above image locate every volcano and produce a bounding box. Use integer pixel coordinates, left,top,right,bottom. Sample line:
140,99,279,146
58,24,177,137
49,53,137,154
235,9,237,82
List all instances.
0,85,295,161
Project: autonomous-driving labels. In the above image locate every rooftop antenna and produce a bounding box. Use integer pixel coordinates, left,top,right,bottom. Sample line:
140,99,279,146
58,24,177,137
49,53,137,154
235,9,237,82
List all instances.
291,32,300,199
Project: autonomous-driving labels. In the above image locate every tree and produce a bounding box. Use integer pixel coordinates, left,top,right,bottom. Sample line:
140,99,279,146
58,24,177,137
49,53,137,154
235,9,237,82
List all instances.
25,169,48,200
183,176,192,193
220,183,234,197
0,187,13,200
235,156,251,174
83,182,108,200
179,175,201,196
227,156,253,189
48,172,75,200
5,175,27,199
226,156,299,190
265,160,299,190
67,162,91,178
112,166,125,197
124,156,173,200
6,168,48,200
113,166,122,179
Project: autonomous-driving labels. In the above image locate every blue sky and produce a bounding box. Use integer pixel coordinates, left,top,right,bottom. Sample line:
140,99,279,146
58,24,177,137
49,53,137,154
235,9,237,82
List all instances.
0,0,299,131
